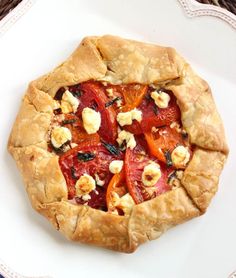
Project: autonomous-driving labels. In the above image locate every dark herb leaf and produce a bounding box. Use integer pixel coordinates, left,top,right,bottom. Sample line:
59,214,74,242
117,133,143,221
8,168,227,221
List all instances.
71,90,82,98
153,105,159,115
62,119,76,125
102,141,120,155
71,167,77,179
50,144,63,154
157,125,167,129
90,101,98,110
54,108,62,115
164,150,173,167
54,88,65,100
181,131,188,139
77,152,96,162
119,141,126,151
50,141,70,154
68,85,82,98
145,93,152,102
167,171,176,183
157,88,167,93
105,97,121,108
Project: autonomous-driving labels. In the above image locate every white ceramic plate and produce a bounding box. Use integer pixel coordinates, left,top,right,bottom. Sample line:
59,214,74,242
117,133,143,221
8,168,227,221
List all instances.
0,0,236,277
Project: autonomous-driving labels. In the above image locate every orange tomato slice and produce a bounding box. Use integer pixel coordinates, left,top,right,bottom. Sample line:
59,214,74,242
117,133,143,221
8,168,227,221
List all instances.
121,84,148,112
145,125,186,163
106,171,127,213
62,114,100,145
105,84,148,112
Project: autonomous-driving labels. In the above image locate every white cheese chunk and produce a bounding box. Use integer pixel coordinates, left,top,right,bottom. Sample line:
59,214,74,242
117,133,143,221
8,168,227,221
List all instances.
70,142,78,148
142,162,161,187
151,90,170,109
95,173,105,187
117,108,142,126
118,193,135,215
171,146,190,168
117,130,136,149
53,100,61,110
51,126,72,149
106,88,114,97
116,98,123,108
131,108,142,122
110,192,135,215
109,160,124,174
117,111,132,126
61,90,80,114
81,194,91,201
82,107,101,134
75,174,96,197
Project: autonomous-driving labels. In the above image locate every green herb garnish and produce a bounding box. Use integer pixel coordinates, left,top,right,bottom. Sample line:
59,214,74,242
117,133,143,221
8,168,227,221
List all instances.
102,141,120,155
77,152,96,162
71,167,77,179
105,97,121,108
164,150,173,167
62,119,76,125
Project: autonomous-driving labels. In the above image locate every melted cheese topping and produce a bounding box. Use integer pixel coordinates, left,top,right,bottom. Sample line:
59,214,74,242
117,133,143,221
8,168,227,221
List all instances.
61,90,80,114
171,146,190,168
117,130,136,149
51,126,72,148
109,160,124,174
151,90,170,108
106,88,114,97
82,107,101,134
95,173,105,187
75,174,96,197
118,193,135,215
142,162,161,187
117,108,142,126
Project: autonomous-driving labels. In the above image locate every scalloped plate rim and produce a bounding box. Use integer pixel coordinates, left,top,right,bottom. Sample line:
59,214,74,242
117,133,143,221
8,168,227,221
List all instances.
0,0,37,36
178,0,236,29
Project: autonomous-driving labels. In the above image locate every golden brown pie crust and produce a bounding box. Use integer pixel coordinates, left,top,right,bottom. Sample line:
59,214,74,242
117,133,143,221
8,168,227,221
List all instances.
8,35,229,253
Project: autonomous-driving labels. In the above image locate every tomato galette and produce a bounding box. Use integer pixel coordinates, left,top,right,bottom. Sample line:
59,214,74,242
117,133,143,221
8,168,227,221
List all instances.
8,35,228,252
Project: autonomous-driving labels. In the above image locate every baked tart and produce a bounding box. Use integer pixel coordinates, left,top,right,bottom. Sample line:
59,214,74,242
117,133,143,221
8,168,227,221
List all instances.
8,35,228,252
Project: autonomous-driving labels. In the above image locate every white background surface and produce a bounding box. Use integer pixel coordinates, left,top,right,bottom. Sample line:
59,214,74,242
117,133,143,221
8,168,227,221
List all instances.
0,0,236,277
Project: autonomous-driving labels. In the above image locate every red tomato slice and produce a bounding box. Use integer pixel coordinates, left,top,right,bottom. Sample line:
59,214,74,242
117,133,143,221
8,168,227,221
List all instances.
59,141,123,210
106,171,127,213
76,81,118,144
123,90,181,134
123,120,143,135
124,142,172,204
145,125,186,163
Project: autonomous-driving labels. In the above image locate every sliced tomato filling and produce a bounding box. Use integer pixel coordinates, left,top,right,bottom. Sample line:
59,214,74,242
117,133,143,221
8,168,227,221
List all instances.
60,114,100,145
125,138,172,204
145,125,188,163
75,81,118,144
105,83,148,112
59,141,123,210
106,171,127,213
123,90,181,134
52,81,191,212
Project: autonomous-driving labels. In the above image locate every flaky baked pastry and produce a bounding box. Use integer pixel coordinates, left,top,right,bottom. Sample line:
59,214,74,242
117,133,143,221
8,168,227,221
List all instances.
8,35,228,253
